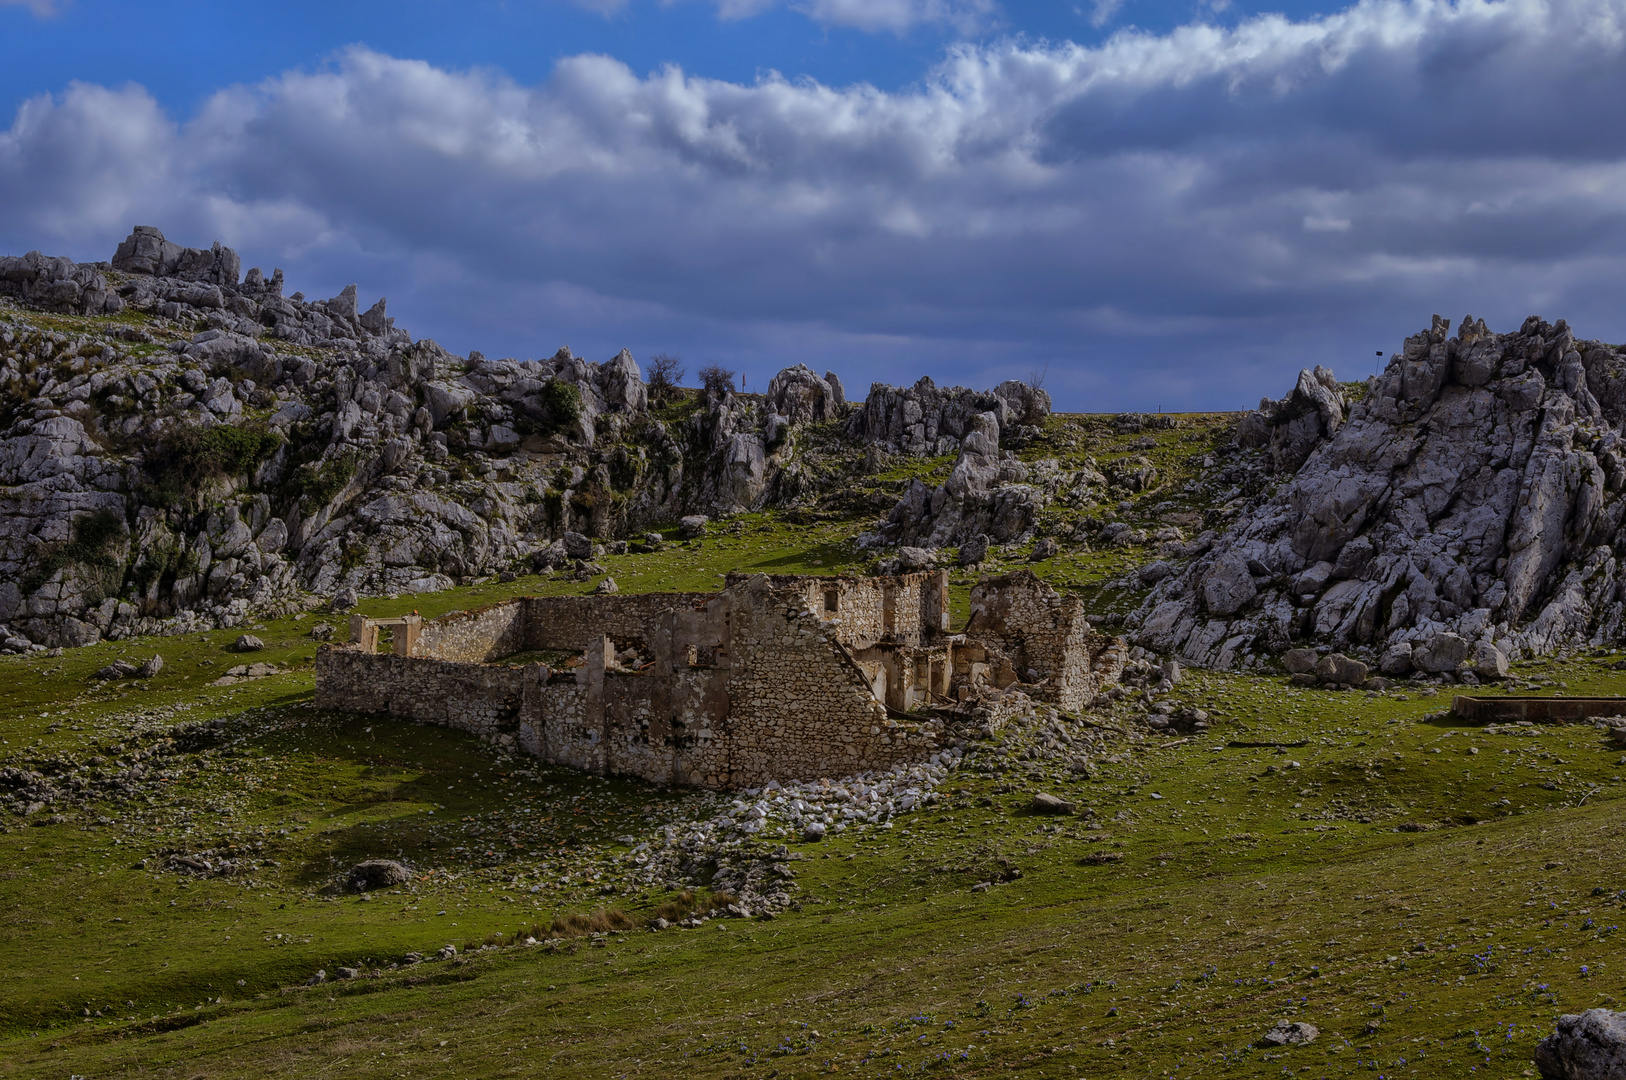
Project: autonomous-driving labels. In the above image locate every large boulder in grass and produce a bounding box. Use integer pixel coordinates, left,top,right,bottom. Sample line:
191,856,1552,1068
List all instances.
347,859,411,892
1536,1008,1626,1079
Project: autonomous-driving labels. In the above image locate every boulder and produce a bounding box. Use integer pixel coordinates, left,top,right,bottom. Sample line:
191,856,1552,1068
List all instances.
680,515,709,539
1413,632,1471,673
136,655,163,678
1031,793,1075,815
562,531,594,560
330,588,359,613
803,822,827,842
1378,641,1414,675
1282,648,1319,675
1029,537,1060,561
1260,1020,1318,1047
593,577,619,595
1536,1008,1626,1079
1474,640,1509,679
1313,653,1369,685
348,859,411,891
958,534,990,567
232,634,265,652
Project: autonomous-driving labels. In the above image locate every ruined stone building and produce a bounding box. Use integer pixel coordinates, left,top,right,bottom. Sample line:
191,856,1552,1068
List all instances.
315,570,1125,788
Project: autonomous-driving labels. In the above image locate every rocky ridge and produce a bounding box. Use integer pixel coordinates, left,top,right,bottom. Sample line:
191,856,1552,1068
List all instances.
0,227,1047,651
1134,314,1626,671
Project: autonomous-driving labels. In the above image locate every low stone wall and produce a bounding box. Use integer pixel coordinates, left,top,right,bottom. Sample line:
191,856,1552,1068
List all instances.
1453,696,1626,723
315,645,533,737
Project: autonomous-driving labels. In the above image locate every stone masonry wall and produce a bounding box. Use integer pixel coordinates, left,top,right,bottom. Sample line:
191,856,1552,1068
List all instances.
315,645,534,736
413,600,527,662
733,570,949,648
967,570,1127,712
522,593,714,652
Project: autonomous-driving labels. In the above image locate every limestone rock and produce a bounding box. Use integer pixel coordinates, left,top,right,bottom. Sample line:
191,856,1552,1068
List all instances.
136,655,163,678
233,634,265,652
1474,639,1509,679
1379,642,1414,675
1261,1020,1318,1047
1134,313,1626,669
1313,653,1368,685
1535,1008,1626,1079
347,859,411,891
959,534,990,566
1030,792,1075,815
1413,633,1470,673
680,515,709,539
1282,648,1318,674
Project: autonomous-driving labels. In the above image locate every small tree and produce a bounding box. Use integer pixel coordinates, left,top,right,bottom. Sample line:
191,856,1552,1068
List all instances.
699,364,737,400
647,353,685,403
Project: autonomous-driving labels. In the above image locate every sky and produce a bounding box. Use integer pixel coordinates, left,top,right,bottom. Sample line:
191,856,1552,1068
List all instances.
2,0,1624,411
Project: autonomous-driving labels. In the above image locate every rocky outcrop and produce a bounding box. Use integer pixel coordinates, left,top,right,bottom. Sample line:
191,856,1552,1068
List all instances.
1135,314,1626,670
1235,365,1347,473
845,376,1050,456
867,411,1043,548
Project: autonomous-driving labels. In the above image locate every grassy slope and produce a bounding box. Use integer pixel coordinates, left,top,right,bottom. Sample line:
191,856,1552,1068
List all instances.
2,411,1624,1077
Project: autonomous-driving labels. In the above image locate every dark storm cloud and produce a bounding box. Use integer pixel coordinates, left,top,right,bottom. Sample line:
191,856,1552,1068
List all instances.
3,0,1625,409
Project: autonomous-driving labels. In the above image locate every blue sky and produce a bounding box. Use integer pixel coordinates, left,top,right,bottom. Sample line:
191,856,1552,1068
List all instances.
3,0,1625,410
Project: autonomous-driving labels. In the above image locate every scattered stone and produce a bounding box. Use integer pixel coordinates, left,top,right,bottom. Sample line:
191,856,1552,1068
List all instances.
1031,792,1075,815
330,588,359,614
310,623,334,641
803,822,827,842
436,944,457,961
562,531,594,560
593,577,619,595
136,655,163,678
306,969,327,986
650,917,671,931
1029,537,1060,561
336,966,360,980
232,634,265,653
1535,1008,1626,1079
1261,1020,1318,1047
680,515,709,539
93,660,137,680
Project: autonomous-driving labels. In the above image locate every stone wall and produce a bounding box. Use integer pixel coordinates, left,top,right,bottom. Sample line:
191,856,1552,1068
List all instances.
413,601,527,662
316,571,1120,789
967,570,1127,712
314,646,534,737
731,570,949,648
523,593,714,652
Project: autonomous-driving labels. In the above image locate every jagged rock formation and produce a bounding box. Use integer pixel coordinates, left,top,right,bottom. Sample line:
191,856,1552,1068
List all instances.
868,412,1045,549
845,376,1049,456
1135,314,1626,669
0,227,1040,652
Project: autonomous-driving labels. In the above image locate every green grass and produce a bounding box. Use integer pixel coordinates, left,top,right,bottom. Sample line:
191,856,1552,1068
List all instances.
3,414,1624,1077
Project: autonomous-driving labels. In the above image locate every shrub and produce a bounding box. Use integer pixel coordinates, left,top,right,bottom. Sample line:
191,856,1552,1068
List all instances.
647,353,685,402
698,364,737,399
141,422,281,507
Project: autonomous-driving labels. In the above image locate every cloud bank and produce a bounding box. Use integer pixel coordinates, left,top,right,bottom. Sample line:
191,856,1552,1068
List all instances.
4,0,1626,409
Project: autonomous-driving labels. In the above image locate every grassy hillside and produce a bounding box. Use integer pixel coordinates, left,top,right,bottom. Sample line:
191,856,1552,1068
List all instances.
3,413,1622,1078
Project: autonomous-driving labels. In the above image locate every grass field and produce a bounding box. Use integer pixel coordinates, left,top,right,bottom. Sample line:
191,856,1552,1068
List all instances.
3,416,1623,1078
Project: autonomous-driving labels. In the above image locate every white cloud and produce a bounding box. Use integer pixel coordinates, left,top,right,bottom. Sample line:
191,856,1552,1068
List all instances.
0,0,66,15
4,0,1626,409
704,0,998,33
1089,0,1122,29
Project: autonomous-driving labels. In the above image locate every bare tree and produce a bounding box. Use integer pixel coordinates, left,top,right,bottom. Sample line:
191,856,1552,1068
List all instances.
699,364,737,400
1026,361,1050,394
647,352,685,403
